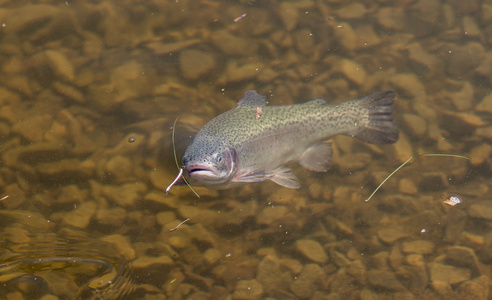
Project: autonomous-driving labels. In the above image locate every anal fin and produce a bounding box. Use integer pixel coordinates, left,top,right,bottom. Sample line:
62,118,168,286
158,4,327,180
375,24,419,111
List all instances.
299,142,333,172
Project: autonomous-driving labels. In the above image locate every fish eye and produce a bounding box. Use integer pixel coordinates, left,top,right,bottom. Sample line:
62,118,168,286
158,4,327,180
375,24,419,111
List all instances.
215,155,223,164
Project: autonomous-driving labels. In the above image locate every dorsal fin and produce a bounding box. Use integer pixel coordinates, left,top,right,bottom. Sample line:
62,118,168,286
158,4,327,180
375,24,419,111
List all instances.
237,90,267,107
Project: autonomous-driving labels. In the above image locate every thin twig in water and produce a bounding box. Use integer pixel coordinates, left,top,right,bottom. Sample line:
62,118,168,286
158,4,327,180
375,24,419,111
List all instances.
365,153,470,202
0,195,8,201
169,218,190,232
166,117,200,198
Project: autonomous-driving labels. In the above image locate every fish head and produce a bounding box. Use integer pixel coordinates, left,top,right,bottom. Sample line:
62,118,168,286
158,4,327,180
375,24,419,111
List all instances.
182,136,237,187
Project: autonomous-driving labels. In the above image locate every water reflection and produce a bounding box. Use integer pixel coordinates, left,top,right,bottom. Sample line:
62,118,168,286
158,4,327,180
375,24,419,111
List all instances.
0,211,135,299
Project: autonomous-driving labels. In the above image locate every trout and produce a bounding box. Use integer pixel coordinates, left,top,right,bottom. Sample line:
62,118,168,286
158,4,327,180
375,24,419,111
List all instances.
167,90,398,191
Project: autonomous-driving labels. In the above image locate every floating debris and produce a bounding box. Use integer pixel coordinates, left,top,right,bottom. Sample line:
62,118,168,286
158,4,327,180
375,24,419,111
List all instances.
0,195,8,201
365,154,470,202
234,13,247,22
444,195,462,206
169,218,190,232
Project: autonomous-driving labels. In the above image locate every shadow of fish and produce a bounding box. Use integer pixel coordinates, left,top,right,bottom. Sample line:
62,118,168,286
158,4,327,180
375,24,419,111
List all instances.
170,90,398,190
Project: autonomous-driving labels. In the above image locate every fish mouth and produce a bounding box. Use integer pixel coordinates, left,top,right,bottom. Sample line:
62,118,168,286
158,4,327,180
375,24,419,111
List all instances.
184,164,226,185
188,168,212,175
185,165,216,177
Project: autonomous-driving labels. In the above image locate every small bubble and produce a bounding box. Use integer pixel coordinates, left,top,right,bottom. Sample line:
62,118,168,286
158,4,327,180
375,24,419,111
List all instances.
421,228,426,233
128,137,136,143
337,25,344,29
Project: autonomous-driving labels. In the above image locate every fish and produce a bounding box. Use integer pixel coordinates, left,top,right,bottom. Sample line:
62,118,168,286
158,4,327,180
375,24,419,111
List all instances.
167,90,398,191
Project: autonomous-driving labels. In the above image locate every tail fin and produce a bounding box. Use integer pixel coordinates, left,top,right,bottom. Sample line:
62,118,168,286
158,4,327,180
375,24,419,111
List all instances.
354,90,399,144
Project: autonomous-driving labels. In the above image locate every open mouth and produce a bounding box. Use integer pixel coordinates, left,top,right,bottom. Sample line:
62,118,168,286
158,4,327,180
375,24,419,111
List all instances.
188,168,210,175
186,165,215,176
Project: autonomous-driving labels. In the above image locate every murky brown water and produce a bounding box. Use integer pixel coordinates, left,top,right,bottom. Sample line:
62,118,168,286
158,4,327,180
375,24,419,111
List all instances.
0,0,491,299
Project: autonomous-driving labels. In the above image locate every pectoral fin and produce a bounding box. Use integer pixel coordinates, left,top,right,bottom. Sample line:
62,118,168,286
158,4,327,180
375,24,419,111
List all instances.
299,142,332,172
232,166,300,189
270,167,300,189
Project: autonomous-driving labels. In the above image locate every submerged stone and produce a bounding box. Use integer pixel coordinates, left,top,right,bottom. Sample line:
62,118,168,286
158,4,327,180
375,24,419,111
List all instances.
295,239,328,264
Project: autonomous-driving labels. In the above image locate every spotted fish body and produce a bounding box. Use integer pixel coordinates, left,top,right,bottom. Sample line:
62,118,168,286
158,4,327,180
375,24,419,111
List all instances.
180,90,398,189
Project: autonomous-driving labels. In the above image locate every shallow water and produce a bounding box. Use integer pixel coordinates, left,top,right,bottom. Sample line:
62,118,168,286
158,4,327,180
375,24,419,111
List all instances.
0,0,491,299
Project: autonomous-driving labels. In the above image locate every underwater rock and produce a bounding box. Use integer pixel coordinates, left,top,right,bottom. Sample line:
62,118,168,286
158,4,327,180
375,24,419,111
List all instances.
177,205,219,227
44,50,75,82
398,178,418,195
333,22,357,52
1,4,59,33
475,126,492,140
367,269,406,291
295,239,328,264
256,205,288,225
101,182,147,207
429,263,471,285
389,73,426,100
256,255,292,295
468,201,492,221
446,80,474,111
233,279,264,300
399,254,428,294
104,155,133,180
203,248,221,265
476,93,492,115
335,3,367,19
217,61,262,85
378,227,410,244
443,209,468,244
392,132,413,164
211,30,258,56
333,58,367,87
377,7,406,31
444,246,482,275
389,245,404,270
95,207,127,227
101,234,135,261
336,152,371,174
407,42,442,77
457,275,490,300
401,240,435,255
179,49,216,80
52,82,84,104
12,114,52,143
431,281,453,298
146,39,201,55
294,28,315,56
446,42,485,78
278,2,299,31
401,113,427,138
290,264,325,299
57,201,97,229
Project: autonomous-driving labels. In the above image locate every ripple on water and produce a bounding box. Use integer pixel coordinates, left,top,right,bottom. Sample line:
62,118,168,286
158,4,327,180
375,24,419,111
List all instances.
0,211,136,299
